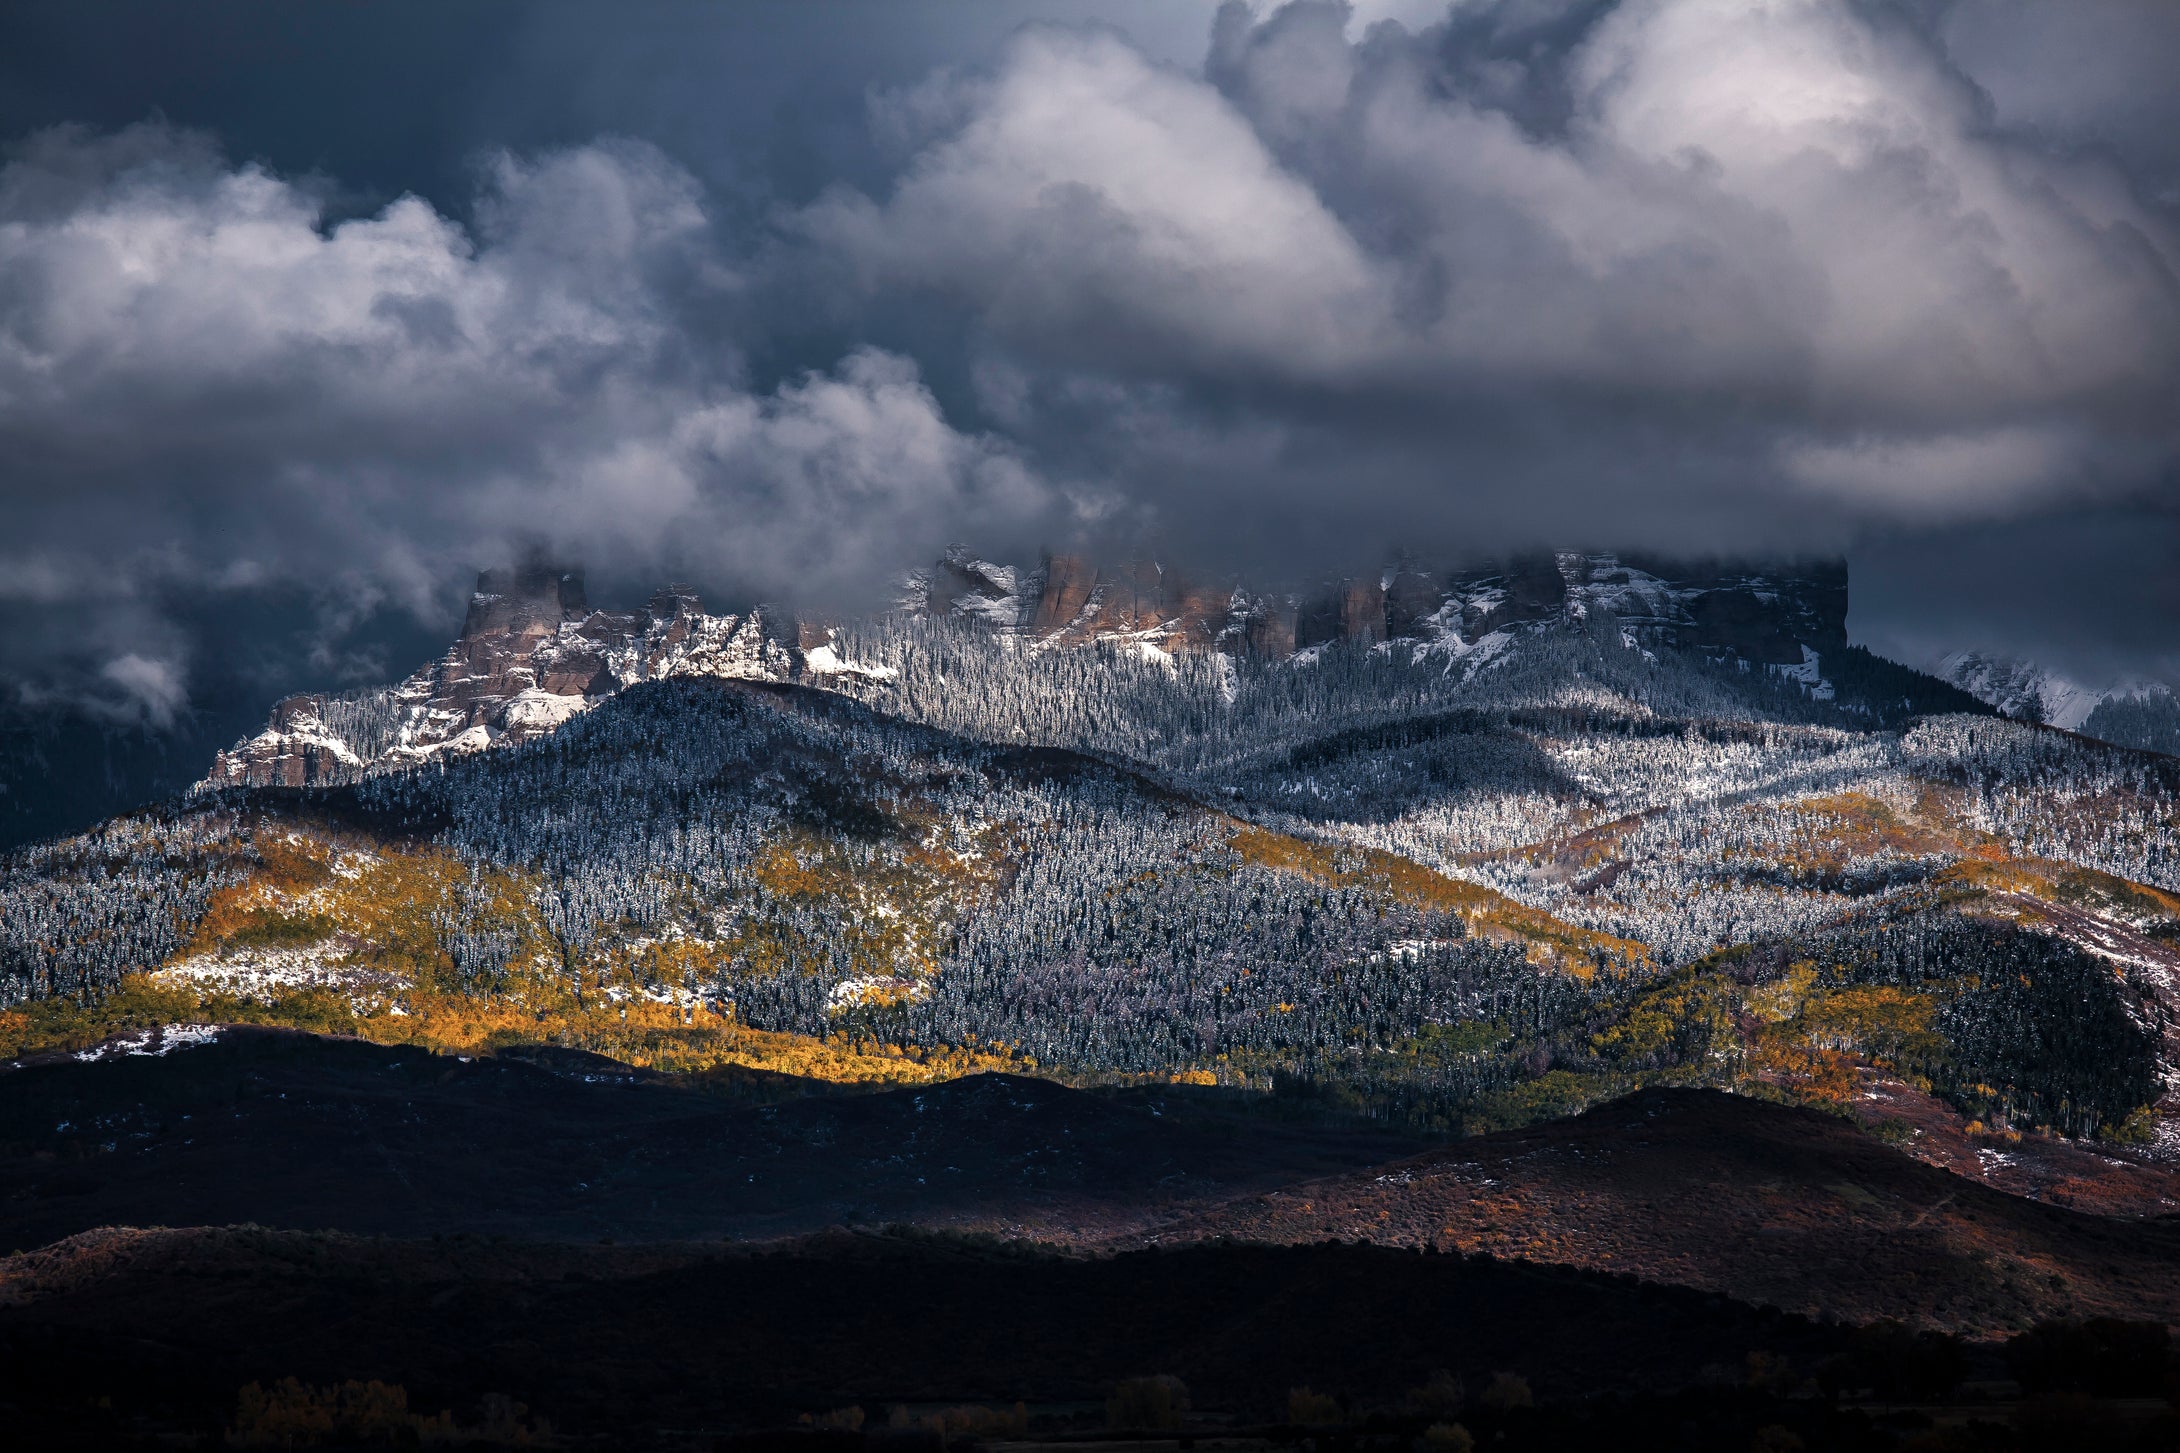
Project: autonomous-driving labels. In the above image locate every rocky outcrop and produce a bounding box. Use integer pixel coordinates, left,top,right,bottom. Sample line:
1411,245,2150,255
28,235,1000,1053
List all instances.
1384,566,1443,642
1030,554,1098,635
908,550,1243,650
1297,577,1387,650
1241,597,1298,658
910,550,1024,628
210,546,1859,792
1578,553,1849,667
903,546,1850,676
202,694,379,791
208,567,795,789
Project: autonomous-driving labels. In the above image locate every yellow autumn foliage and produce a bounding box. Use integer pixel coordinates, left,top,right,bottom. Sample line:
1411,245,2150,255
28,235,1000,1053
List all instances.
1226,822,1649,978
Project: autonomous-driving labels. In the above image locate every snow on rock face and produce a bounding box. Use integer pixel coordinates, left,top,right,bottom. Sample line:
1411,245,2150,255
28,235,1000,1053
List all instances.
612,609,794,685
205,568,799,790
1560,553,1847,668
893,547,1847,675
498,688,596,734
1935,651,2180,754
1407,604,1519,679
210,699,372,787
204,547,1855,792
911,547,1029,630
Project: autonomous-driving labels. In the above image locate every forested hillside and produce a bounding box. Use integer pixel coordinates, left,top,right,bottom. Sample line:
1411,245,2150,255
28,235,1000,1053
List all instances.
5,599,2178,1165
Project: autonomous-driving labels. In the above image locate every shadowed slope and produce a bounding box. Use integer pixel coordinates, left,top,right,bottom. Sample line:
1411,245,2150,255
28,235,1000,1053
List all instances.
0,1026,1427,1250
0,1225,1864,1447
1150,1087,2180,1335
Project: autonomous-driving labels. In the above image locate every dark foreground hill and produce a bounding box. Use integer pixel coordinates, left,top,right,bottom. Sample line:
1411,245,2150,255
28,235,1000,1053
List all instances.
1156,1087,2180,1335
9,1032,2180,1446
1,1224,1877,1449
0,1025,1428,1250
10,1028,2180,1339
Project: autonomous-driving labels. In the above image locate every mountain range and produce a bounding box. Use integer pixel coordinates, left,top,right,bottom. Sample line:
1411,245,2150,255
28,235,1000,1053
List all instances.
202,547,1919,792
6,544,2180,1443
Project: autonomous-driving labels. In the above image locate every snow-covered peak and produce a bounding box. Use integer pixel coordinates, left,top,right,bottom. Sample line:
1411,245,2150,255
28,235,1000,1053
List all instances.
1936,651,2180,755
1939,650,2105,731
205,578,798,790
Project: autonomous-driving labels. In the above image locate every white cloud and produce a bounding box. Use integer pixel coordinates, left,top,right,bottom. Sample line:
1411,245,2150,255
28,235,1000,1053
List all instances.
801,26,1389,378
804,0,2180,525
1571,0,2179,416
96,653,189,728
0,124,1062,706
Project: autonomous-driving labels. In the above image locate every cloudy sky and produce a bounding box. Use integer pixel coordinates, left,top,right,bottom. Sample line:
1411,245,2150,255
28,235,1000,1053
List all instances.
2,0,2177,724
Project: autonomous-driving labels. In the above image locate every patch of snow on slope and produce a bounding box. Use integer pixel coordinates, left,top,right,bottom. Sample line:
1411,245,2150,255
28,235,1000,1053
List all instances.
155,944,409,1001
500,687,596,733
1413,624,1515,679
1214,652,1238,705
804,643,900,681
1458,585,1508,621
72,1024,222,1061
825,975,932,1010
599,980,734,1011
328,847,382,881
1371,938,1465,963
1769,645,1836,701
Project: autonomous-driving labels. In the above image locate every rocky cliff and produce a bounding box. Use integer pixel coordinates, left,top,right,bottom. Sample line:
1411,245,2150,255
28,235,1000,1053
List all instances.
208,547,1854,790
903,547,1848,672
207,567,793,788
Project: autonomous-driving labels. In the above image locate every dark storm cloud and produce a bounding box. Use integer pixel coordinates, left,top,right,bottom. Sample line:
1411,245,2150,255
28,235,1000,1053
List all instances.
0,123,1062,719
1939,0,2180,207
804,5,2177,507
1852,506,2180,687
1,0,2177,716
791,1,2180,678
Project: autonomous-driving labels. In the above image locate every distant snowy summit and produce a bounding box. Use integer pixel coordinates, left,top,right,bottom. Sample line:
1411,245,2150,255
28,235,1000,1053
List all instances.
205,548,1856,790
1939,650,2179,754
1937,651,2106,731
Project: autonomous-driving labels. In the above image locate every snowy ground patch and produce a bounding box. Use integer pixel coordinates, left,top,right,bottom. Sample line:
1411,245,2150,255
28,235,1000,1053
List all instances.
597,979,734,1011
153,944,409,1001
826,974,932,1011
804,643,901,681
72,1024,222,1062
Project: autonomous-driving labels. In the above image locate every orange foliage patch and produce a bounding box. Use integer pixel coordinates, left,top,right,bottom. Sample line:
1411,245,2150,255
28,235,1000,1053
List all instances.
1226,822,1650,978
344,996,1021,1084
1472,811,1650,875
